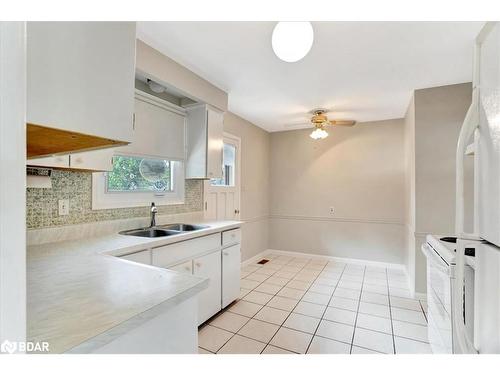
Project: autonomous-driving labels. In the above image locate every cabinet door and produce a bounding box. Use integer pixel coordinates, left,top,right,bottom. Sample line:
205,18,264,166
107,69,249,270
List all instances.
27,22,136,143
168,260,193,275
222,244,241,308
206,108,224,179
70,149,115,171
193,251,222,325
27,155,70,168
124,94,186,160
120,250,151,265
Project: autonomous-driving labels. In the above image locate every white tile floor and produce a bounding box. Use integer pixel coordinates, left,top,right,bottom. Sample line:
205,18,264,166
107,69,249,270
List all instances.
198,252,431,354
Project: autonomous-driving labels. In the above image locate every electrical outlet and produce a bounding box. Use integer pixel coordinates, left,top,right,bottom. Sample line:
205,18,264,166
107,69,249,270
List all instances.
329,206,335,215
58,199,69,216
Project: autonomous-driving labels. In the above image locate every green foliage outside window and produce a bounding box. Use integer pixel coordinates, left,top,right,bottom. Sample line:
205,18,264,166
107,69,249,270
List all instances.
107,155,172,192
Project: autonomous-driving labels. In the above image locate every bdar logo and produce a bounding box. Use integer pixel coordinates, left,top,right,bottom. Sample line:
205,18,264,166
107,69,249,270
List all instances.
1,340,17,354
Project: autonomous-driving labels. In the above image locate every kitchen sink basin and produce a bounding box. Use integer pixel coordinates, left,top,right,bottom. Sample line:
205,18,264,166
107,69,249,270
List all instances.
159,223,209,231
119,224,208,238
119,228,180,238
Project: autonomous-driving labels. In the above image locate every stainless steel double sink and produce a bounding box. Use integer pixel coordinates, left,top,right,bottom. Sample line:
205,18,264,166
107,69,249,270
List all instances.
119,223,209,238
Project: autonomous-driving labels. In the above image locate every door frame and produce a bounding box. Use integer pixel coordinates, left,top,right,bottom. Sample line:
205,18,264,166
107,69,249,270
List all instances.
203,132,241,220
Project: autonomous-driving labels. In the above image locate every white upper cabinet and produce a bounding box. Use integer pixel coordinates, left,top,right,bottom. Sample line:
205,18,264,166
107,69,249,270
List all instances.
185,104,224,179
69,149,115,171
122,91,186,160
27,148,116,171
27,22,136,143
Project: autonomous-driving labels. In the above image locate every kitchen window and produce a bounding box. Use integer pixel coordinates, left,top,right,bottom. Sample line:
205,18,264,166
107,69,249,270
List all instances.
92,154,185,210
211,143,236,187
107,155,173,193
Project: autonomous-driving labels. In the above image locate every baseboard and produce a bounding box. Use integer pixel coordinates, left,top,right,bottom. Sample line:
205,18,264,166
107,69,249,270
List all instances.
257,249,406,271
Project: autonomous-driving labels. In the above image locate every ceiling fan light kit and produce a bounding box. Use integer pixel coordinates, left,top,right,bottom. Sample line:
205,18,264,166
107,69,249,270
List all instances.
310,126,329,140
306,109,356,140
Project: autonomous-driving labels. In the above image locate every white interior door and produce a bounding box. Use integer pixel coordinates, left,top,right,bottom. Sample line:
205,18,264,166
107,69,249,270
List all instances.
204,133,241,221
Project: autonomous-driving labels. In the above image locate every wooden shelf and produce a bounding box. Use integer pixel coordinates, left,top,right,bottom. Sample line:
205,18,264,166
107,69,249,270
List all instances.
27,123,128,159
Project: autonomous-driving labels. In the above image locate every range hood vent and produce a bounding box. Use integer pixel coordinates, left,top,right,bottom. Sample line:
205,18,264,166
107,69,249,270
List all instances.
27,123,128,159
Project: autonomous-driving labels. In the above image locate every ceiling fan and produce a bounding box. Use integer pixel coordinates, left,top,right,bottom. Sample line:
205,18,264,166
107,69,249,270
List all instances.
286,109,356,139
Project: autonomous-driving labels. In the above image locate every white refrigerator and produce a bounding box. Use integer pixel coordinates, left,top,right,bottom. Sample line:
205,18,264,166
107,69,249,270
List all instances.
454,21,500,354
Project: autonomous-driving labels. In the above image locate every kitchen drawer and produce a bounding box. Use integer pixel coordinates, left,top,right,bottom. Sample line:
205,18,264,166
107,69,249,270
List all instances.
119,249,151,265
168,260,193,275
222,228,241,248
152,234,220,268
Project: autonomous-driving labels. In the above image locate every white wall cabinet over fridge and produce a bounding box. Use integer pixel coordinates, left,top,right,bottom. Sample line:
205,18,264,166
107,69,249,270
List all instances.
27,22,136,144
185,104,224,179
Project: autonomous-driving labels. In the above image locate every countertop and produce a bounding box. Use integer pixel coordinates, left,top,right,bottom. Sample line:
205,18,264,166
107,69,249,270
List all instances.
27,220,241,353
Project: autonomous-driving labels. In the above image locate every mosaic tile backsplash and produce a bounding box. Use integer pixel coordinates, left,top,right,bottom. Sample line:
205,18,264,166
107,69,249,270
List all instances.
26,170,203,229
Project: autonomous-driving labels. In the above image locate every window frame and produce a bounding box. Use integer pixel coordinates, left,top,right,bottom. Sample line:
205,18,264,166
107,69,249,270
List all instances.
91,153,185,210
210,138,238,188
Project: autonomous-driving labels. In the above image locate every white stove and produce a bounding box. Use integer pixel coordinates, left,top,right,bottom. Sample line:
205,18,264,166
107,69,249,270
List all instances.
423,234,476,354
426,234,457,266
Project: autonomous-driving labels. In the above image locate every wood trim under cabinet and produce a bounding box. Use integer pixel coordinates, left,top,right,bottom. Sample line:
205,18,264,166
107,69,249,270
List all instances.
27,123,129,159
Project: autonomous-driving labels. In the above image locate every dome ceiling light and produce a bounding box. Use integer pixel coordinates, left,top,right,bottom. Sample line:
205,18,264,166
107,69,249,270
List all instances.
272,22,314,63
147,78,166,93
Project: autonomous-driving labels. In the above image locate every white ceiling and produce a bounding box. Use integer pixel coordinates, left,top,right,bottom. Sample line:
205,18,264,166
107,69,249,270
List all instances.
137,22,483,132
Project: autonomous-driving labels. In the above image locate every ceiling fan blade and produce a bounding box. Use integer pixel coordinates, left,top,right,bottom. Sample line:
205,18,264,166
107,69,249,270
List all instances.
329,120,356,126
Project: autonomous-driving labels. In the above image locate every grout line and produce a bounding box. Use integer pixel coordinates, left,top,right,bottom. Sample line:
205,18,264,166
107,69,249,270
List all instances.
259,257,322,354
304,262,347,354
204,252,424,354
214,254,315,354
348,265,366,354
387,267,397,354
419,301,428,323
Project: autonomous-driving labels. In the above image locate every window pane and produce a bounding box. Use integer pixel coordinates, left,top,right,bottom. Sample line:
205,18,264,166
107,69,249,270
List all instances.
211,143,236,186
107,155,173,192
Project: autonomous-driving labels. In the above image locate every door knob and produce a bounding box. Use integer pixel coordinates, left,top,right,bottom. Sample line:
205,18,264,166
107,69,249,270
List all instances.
234,209,240,214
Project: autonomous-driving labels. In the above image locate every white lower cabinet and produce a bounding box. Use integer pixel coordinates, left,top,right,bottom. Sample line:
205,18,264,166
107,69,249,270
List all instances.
193,251,222,325
147,229,241,325
168,260,193,274
222,244,241,308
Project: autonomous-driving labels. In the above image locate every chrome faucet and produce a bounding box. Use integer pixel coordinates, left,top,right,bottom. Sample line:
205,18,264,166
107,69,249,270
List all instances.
150,202,158,227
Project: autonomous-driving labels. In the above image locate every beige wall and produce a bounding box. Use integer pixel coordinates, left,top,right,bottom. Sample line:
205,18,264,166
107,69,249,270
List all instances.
269,119,406,265
224,112,271,261
136,40,271,262
405,82,472,293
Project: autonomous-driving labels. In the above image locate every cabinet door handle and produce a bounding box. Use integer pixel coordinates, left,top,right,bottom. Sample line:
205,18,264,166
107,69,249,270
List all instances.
223,252,229,256
195,262,201,268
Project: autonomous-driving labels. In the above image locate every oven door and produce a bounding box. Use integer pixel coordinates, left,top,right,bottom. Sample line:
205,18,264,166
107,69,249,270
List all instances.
422,243,453,353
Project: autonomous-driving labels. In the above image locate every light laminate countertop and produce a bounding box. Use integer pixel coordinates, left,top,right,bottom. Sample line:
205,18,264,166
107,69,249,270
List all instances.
27,220,241,353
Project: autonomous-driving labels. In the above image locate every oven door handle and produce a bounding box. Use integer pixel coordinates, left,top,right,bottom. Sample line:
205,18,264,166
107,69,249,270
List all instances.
421,244,449,275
